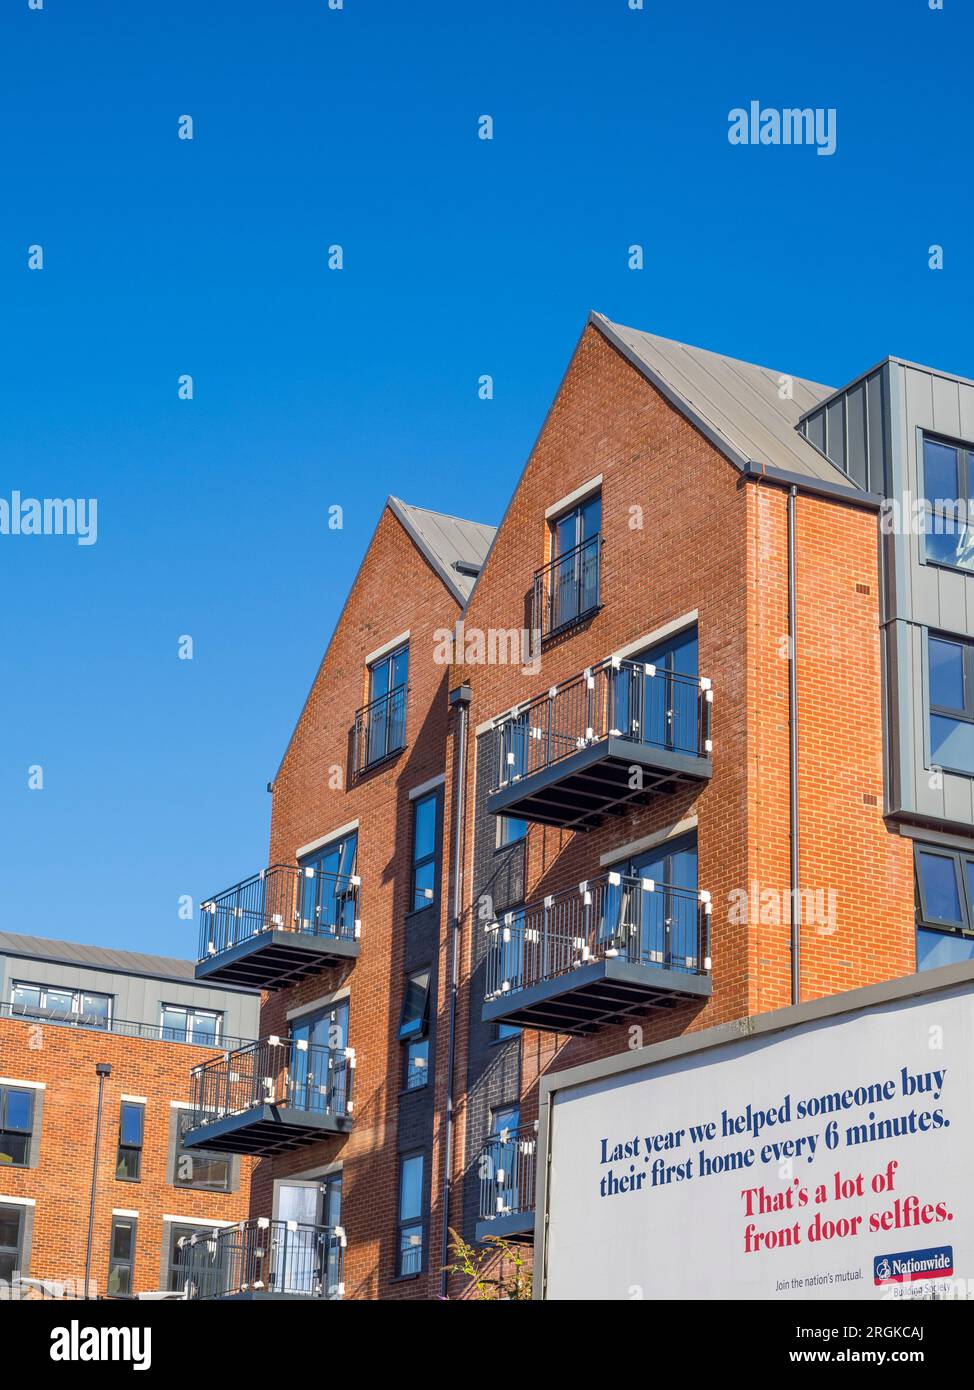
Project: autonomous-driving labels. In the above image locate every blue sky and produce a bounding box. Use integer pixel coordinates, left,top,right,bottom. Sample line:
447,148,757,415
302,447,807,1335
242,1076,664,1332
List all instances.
0,0,969,959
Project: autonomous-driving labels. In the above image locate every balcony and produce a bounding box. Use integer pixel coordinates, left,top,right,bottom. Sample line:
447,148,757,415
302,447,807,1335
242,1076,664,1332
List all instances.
0,1002,253,1052
476,1122,538,1243
483,871,712,1034
487,656,713,831
183,1037,354,1156
179,1219,345,1300
195,864,361,990
532,533,602,642
353,683,407,775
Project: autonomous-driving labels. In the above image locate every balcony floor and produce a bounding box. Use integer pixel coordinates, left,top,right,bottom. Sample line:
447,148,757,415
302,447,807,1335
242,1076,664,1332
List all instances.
181,1105,351,1156
476,1211,535,1244
486,736,712,831
195,932,359,990
482,957,711,1036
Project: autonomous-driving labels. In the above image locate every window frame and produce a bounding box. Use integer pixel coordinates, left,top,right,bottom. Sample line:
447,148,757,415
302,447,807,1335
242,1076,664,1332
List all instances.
396,1150,426,1278
398,968,431,1043
496,814,527,849
0,1202,26,1285
915,842,974,938
116,1101,145,1183
403,1035,430,1092
409,789,442,912
9,980,113,1030
171,1108,233,1193
107,1214,137,1298
920,431,974,575
926,631,974,776
0,1084,34,1169
159,1004,224,1047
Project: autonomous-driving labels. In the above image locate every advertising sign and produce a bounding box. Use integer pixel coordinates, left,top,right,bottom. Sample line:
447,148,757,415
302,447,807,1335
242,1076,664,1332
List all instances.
542,972,973,1300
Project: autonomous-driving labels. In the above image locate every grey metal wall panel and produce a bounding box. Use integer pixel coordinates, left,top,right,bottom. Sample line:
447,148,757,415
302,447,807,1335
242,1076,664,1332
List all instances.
846,381,867,488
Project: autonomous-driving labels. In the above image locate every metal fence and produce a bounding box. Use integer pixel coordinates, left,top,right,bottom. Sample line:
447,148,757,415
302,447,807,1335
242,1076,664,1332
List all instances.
188,1037,354,1128
198,863,361,962
492,656,712,791
353,683,408,773
0,1001,252,1053
485,872,712,999
532,533,601,640
179,1219,345,1299
478,1122,539,1223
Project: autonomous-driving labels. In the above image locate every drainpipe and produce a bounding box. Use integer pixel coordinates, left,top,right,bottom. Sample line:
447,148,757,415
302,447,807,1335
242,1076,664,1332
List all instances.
787,486,800,1006
440,682,471,1297
84,1062,112,1299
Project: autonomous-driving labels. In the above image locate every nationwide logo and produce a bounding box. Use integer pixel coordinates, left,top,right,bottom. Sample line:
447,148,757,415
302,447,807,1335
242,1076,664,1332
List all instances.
873,1246,953,1285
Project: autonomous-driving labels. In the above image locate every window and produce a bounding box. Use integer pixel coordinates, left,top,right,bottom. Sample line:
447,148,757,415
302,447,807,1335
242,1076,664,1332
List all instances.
410,790,440,911
497,815,527,847
397,1153,425,1276
927,633,974,776
10,981,112,1030
116,1102,144,1181
915,843,974,971
173,1110,231,1192
611,627,699,754
0,1205,25,1284
160,1005,222,1047
107,1215,136,1297
299,829,358,935
0,1086,33,1168
364,643,408,765
921,434,974,574
612,832,699,970
493,1021,521,1043
398,969,431,1042
166,1223,210,1293
547,491,601,631
404,1036,429,1091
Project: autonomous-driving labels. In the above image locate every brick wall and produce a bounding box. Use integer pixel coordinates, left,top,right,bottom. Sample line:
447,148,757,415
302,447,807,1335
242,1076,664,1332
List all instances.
0,1015,254,1296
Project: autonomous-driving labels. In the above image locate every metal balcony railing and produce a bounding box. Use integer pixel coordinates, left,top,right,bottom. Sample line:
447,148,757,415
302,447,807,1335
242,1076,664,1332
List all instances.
478,1122,538,1225
491,656,712,793
188,1037,354,1130
179,1219,345,1300
198,864,361,963
353,684,408,774
532,533,602,641
0,1001,253,1052
485,872,712,1001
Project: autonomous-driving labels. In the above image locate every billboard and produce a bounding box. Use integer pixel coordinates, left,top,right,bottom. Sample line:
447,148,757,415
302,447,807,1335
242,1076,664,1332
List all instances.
540,967,974,1300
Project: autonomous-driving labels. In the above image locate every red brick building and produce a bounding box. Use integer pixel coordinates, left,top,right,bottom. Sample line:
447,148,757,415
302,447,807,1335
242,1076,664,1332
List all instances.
0,931,259,1298
177,311,970,1299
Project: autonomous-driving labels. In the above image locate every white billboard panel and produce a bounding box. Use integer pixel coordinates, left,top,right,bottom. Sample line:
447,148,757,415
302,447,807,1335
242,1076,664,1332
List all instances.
544,980,973,1300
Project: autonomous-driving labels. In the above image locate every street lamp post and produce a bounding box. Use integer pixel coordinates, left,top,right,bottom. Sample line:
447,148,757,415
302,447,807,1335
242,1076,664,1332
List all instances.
84,1062,112,1299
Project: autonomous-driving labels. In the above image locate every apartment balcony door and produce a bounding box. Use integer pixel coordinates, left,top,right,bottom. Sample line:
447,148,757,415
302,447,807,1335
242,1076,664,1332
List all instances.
290,1000,349,1114
611,628,699,753
275,1173,343,1296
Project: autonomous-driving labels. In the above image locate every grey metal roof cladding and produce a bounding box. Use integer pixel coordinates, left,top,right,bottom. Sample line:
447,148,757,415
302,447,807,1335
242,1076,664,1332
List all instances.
0,929,210,986
592,312,854,487
388,497,496,602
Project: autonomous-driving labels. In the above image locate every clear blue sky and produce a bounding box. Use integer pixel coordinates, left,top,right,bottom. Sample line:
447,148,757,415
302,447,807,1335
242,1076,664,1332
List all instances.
0,0,969,960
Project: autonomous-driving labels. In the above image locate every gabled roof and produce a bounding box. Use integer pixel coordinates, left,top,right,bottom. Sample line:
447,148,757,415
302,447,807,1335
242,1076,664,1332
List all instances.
388,497,496,602
0,929,202,985
592,312,854,490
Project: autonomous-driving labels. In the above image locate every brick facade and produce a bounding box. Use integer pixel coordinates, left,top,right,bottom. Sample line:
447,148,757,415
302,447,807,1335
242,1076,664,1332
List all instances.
0,1015,255,1296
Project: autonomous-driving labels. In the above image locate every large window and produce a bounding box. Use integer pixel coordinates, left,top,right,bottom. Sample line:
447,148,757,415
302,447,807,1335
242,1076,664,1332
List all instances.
0,1086,33,1168
611,626,699,755
410,790,440,911
927,633,974,776
0,1205,25,1284
116,1102,144,1182
921,434,974,573
107,1215,136,1297
173,1110,231,1192
364,643,408,765
166,1222,212,1293
160,1005,222,1047
915,843,974,971
10,981,112,1030
299,829,359,935
547,492,601,631
397,1152,425,1276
